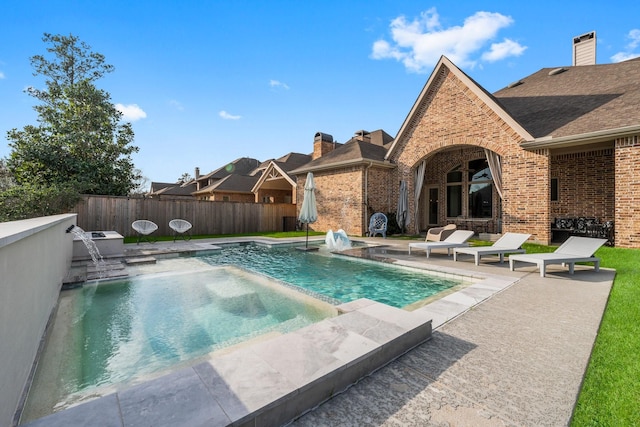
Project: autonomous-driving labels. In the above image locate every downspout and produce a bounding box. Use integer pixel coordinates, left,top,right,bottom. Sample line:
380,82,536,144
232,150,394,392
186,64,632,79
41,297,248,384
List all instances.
364,162,373,235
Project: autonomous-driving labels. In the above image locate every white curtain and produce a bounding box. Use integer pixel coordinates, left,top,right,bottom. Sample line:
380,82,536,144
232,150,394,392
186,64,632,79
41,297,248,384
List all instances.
484,149,503,199
414,160,427,233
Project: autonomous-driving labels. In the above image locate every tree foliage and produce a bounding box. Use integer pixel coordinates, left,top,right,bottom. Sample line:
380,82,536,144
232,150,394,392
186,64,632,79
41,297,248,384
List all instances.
5,33,139,197
0,182,81,222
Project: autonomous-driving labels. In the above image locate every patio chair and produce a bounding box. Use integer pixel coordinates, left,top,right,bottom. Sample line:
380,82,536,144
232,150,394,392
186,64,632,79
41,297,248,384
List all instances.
169,219,192,241
408,230,475,258
509,236,607,277
426,224,457,242
368,213,388,238
453,232,531,265
131,220,158,244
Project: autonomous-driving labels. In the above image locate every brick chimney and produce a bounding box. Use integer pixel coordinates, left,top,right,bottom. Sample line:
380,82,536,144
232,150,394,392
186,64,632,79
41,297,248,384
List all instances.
312,132,335,160
195,167,200,179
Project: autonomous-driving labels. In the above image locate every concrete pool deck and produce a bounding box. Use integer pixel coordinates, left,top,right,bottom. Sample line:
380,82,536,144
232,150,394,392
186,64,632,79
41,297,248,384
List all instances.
22,236,614,426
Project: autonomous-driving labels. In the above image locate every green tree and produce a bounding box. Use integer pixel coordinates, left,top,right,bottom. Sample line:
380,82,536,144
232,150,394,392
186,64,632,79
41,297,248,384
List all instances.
177,172,192,184
6,33,139,196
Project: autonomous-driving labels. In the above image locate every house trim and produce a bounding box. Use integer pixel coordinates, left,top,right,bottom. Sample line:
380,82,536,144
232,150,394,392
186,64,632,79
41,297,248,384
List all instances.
522,125,640,150
290,158,395,175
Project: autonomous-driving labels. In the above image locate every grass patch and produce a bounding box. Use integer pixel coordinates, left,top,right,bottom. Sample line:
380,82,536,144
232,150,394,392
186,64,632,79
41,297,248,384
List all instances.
571,246,640,425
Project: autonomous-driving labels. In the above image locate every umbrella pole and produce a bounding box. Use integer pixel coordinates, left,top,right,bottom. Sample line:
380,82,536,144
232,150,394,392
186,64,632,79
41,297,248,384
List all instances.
305,223,309,248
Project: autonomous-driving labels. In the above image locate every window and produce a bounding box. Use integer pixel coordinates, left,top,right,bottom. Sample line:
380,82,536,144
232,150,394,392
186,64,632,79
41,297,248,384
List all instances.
468,159,492,218
551,178,558,201
446,168,462,217
445,159,494,219
222,195,230,202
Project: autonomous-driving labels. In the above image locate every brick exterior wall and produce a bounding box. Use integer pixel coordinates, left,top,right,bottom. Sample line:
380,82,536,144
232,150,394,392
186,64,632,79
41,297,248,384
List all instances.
295,164,396,236
550,149,615,220
615,135,640,248
386,66,551,243
297,167,365,235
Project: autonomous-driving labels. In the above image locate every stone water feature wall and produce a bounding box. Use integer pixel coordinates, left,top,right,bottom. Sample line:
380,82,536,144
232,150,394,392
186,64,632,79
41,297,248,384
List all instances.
0,213,75,427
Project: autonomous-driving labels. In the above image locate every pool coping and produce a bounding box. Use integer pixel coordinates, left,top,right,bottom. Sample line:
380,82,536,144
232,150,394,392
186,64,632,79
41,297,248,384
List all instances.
21,238,520,426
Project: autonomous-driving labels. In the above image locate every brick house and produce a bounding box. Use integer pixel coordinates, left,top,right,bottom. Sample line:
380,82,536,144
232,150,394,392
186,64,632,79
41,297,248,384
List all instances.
292,55,640,248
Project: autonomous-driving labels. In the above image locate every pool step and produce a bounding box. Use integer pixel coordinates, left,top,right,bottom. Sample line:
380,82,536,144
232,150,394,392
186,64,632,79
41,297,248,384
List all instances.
124,256,157,265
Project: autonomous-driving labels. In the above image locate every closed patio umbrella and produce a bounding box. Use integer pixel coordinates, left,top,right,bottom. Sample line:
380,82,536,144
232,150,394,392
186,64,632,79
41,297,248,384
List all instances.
298,172,318,249
396,180,409,234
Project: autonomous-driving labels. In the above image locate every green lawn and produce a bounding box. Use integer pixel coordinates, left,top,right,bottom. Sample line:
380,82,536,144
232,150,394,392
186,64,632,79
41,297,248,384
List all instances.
123,232,639,423
570,245,640,426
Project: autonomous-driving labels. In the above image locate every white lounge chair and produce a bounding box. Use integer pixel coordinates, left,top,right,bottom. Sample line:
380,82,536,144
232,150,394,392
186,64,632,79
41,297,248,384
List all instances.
131,220,158,244
408,230,475,258
509,236,607,277
453,232,531,265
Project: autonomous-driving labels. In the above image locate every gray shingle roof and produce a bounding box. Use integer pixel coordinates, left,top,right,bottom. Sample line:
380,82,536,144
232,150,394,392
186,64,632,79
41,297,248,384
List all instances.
198,157,262,181
197,174,260,193
493,58,640,138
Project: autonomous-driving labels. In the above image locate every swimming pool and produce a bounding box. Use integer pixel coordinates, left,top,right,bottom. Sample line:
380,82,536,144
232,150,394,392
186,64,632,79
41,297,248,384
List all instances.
200,244,464,308
20,264,337,422
23,243,466,422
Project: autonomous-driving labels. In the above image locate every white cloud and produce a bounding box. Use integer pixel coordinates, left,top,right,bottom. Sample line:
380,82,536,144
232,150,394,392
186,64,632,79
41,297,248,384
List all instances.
115,103,147,121
219,110,241,120
611,29,640,63
269,79,290,90
169,99,184,111
371,8,525,72
482,38,527,62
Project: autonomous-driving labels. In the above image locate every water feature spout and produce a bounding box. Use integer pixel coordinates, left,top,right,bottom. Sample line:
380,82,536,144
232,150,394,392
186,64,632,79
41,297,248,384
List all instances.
325,229,352,251
69,225,106,279
66,224,76,233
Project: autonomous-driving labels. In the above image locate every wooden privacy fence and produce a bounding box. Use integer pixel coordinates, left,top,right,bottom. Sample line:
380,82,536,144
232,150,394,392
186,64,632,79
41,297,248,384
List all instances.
71,195,298,237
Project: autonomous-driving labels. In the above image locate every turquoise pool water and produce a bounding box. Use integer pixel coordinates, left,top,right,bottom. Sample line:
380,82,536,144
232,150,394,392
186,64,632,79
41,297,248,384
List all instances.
201,244,462,308
22,265,336,421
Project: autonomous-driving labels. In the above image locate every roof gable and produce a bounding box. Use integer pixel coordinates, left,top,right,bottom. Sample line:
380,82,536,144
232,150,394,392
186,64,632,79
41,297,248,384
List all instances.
385,56,533,160
251,161,296,193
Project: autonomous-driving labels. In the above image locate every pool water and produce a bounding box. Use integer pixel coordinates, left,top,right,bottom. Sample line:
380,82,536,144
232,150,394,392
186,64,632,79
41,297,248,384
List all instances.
201,244,462,308
21,265,336,421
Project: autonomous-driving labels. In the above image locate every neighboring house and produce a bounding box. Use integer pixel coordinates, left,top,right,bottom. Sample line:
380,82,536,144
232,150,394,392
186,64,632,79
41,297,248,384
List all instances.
147,181,197,200
192,157,261,199
291,53,640,248
194,174,261,202
190,153,312,203
192,157,262,201
252,152,312,203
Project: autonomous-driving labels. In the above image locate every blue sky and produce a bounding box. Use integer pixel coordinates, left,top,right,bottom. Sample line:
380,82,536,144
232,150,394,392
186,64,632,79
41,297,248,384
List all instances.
1,1,639,186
